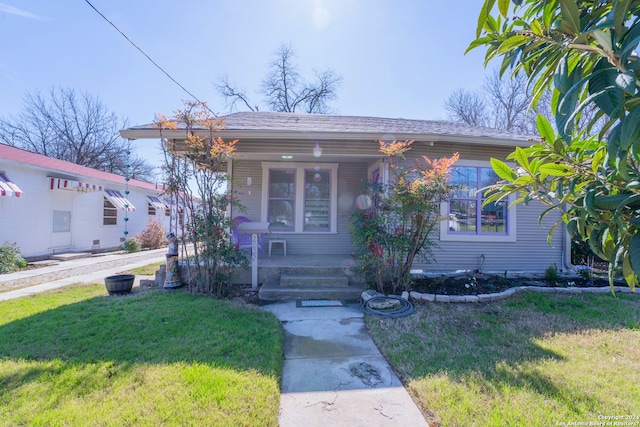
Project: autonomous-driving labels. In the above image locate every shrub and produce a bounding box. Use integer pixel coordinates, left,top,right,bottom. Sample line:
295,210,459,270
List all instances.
121,238,141,253
137,218,167,249
0,241,27,274
544,263,560,282
350,141,458,294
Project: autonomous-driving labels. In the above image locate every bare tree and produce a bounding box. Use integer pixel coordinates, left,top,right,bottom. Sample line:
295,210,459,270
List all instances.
0,87,154,180
216,44,342,114
445,71,606,136
445,71,537,133
444,88,489,127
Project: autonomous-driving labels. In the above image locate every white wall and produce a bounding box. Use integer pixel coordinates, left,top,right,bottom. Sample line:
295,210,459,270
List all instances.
0,161,170,258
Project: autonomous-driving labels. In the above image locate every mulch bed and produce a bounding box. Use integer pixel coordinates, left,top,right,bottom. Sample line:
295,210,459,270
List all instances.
409,272,622,296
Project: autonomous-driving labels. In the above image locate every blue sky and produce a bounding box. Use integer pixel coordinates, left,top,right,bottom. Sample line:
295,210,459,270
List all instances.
0,0,495,175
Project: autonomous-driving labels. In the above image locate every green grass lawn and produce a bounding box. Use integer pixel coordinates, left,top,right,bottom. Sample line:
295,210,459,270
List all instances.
0,284,283,426
119,261,165,276
366,292,640,427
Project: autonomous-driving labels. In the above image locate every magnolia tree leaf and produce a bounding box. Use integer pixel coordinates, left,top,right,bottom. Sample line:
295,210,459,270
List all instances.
498,0,510,17
536,114,556,143
559,0,581,35
538,163,573,176
490,158,517,181
615,71,636,95
589,59,623,116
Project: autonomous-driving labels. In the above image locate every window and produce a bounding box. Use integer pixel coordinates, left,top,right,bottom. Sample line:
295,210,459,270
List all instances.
262,162,338,233
53,210,71,232
268,169,295,231
304,169,330,231
147,196,166,216
103,197,117,225
440,163,516,242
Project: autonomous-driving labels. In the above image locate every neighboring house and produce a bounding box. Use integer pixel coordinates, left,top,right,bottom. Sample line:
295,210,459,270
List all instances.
0,143,172,259
121,111,569,273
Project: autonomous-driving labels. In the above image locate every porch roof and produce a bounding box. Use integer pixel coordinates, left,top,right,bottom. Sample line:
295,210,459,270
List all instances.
120,111,534,147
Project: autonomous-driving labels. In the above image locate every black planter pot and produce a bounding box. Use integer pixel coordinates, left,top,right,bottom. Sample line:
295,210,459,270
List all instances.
104,274,135,295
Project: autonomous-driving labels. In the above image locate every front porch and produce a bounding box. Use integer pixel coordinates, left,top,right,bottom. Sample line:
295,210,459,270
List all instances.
246,254,365,301
156,254,365,301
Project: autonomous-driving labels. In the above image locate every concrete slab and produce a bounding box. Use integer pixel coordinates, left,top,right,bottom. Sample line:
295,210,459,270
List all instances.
283,318,380,359
282,355,401,392
280,387,428,427
262,300,429,426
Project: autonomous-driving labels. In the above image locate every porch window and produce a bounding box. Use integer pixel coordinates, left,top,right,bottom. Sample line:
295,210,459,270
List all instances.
262,162,338,233
304,169,330,231
440,163,516,243
268,169,295,232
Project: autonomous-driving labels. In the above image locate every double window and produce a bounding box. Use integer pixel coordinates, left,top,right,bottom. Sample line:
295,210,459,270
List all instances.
262,162,338,233
441,164,516,242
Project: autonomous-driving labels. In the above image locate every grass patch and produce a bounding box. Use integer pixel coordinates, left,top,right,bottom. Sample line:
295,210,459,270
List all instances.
0,284,283,426
119,261,164,276
366,292,640,427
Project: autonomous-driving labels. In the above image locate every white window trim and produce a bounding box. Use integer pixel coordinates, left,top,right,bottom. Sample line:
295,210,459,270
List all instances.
439,159,517,243
261,162,339,233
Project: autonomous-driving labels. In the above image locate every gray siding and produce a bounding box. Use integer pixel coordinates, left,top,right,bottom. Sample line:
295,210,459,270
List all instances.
418,203,564,273
406,142,564,273
229,139,565,272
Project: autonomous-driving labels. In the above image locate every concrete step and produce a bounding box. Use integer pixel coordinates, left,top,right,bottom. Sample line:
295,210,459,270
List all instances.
280,273,349,288
50,252,93,261
259,281,363,301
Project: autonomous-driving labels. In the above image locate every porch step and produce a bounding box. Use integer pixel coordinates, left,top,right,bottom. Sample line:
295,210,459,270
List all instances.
258,281,363,301
280,273,349,288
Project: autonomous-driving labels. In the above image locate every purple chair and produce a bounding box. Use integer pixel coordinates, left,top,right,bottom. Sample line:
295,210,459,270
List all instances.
231,216,263,254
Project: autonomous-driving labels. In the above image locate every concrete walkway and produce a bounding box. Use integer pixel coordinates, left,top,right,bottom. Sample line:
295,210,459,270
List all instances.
0,249,167,301
262,301,429,427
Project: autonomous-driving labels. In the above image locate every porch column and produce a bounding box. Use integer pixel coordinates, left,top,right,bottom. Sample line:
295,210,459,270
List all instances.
237,222,270,288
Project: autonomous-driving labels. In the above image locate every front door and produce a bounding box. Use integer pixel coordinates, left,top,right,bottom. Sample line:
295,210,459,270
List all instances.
50,191,73,250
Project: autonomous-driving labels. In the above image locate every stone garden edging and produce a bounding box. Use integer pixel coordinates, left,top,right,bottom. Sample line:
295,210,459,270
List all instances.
403,285,637,304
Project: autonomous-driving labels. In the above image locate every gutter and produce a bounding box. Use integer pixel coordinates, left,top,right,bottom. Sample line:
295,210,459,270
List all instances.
561,209,574,273
119,128,534,148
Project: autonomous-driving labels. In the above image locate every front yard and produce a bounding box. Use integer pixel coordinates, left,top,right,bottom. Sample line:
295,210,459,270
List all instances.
0,284,283,426
367,291,640,427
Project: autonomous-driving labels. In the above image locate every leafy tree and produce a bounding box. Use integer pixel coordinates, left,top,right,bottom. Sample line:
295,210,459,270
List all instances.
470,0,640,290
350,141,458,294
156,101,247,296
216,44,342,113
0,87,154,181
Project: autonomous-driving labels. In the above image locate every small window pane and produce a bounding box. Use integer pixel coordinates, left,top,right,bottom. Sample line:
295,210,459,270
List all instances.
53,211,71,233
305,200,329,231
450,200,477,232
481,167,501,187
450,167,478,198
305,170,330,198
269,200,294,231
481,200,507,233
269,170,295,198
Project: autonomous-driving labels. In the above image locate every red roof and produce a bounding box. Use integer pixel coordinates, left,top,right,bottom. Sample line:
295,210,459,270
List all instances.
0,143,162,192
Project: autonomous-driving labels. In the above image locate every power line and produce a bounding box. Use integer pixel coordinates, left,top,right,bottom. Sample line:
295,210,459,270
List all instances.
83,0,216,116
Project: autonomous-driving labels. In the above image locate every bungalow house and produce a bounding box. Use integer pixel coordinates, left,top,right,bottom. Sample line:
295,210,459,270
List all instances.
121,111,569,276
0,143,172,259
